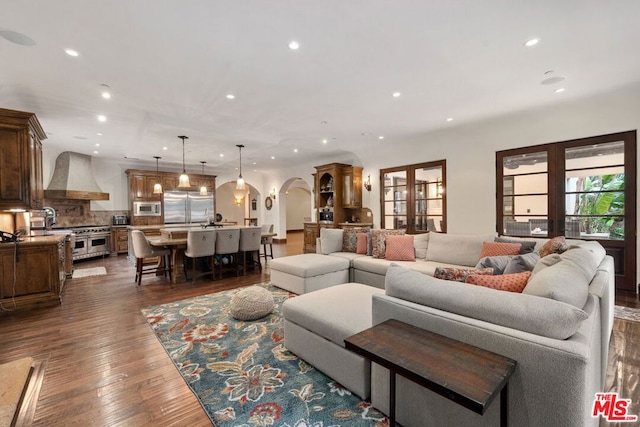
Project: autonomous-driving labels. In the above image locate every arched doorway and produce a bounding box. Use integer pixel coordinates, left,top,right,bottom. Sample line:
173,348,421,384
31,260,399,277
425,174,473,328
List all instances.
216,181,260,225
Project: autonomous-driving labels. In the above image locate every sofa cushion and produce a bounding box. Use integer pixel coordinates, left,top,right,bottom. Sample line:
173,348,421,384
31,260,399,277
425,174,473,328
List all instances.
538,236,569,258
412,233,429,259
372,229,406,259
385,264,588,340
503,252,540,274
478,241,522,258
282,283,384,347
320,228,344,255
385,235,416,261
495,236,537,254
524,242,606,309
433,266,493,282
352,257,461,277
270,254,349,277
425,232,496,267
465,271,531,293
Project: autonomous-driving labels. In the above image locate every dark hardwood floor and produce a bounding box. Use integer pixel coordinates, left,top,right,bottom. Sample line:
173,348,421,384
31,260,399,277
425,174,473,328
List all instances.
0,230,638,425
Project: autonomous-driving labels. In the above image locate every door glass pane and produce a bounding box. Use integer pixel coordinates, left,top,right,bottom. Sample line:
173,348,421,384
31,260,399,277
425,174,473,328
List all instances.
565,141,625,240
502,151,548,236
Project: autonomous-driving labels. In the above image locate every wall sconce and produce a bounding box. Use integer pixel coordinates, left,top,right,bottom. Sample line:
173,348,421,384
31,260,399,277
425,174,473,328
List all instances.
364,174,372,192
234,197,243,206
269,188,277,200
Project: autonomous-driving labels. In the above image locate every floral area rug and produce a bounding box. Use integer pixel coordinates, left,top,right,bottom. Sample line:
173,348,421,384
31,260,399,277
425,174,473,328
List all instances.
141,283,387,427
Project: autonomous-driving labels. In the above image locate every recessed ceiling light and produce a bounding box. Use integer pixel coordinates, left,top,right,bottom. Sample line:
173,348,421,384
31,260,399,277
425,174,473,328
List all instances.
378,136,384,140
554,88,566,93
252,162,256,165
541,76,566,85
101,91,111,99
294,148,298,153
392,92,401,98
163,146,168,150
524,38,540,47
96,132,102,136
65,48,79,57
446,117,454,122
97,115,107,122
219,153,224,157
95,143,100,147
322,139,328,144
320,120,328,125
271,156,276,160
226,94,235,99
361,132,369,136
288,41,300,50
93,150,99,154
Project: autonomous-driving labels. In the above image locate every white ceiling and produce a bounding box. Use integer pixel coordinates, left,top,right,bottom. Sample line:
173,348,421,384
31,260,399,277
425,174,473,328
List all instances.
2,1,640,175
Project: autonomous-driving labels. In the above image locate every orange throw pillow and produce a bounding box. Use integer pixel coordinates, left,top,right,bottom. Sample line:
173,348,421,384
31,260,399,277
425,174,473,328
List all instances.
356,233,368,254
465,271,532,293
384,234,415,261
479,241,522,258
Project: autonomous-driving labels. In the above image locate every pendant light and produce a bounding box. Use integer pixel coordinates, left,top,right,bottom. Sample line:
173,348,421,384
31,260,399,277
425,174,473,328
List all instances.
233,144,246,201
177,135,190,188
199,161,208,195
152,156,163,194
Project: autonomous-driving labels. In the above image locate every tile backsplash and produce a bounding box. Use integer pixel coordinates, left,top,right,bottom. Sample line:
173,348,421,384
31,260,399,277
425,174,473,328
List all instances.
44,199,128,227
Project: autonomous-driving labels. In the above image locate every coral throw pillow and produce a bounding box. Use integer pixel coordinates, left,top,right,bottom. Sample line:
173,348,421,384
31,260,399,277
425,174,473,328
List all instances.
433,267,493,282
466,271,532,293
479,241,522,259
384,235,415,261
538,236,569,258
356,233,368,254
371,229,406,259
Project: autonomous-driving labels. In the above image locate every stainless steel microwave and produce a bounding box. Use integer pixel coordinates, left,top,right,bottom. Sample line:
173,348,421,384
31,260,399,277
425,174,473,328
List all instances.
133,201,161,216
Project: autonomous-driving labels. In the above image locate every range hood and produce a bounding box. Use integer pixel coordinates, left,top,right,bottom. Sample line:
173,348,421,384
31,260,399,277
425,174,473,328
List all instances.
44,152,110,200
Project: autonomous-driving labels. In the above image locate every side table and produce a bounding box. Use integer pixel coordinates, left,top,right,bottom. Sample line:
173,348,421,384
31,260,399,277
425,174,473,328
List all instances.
344,319,517,426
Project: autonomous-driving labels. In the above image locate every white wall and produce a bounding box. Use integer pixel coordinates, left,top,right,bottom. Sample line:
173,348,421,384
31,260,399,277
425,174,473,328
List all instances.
285,187,311,230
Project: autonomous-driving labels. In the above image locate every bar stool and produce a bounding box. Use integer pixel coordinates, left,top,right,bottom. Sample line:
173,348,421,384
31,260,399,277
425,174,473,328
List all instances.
184,229,216,283
261,224,274,263
131,230,172,286
239,226,262,275
215,228,241,279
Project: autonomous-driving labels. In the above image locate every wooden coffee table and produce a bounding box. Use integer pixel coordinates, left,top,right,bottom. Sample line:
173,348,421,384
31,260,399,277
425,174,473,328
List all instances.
344,319,517,426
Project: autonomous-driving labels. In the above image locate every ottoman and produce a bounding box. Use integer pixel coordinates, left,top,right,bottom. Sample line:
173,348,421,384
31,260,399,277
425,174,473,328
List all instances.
282,283,384,399
270,254,350,294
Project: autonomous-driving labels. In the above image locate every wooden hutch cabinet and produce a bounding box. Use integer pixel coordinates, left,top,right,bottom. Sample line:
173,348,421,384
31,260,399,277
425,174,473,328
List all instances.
0,108,46,210
125,169,216,226
304,163,364,253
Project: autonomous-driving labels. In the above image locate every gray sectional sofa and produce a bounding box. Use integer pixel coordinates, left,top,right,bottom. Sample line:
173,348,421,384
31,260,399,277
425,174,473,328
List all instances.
282,229,614,426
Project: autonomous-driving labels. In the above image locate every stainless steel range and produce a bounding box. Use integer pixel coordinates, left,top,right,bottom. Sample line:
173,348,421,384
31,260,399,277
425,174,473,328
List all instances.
56,225,111,261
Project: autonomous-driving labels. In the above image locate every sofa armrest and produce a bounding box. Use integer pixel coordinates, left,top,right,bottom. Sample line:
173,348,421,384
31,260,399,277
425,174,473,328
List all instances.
316,237,322,254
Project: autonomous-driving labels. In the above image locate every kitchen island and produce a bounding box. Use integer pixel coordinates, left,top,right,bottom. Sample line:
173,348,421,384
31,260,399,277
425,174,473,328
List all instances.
0,235,67,311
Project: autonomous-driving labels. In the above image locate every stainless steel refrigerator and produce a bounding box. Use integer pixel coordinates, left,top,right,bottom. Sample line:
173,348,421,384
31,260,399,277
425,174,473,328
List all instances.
163,191,215,224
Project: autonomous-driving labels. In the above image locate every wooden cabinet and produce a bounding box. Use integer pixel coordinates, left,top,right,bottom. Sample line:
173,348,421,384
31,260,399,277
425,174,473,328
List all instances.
0,108,46,210
342,166,363,208
0,238,63,309
303,222,319,253
111,226,129,254
313,163,363,227
126,169,216,226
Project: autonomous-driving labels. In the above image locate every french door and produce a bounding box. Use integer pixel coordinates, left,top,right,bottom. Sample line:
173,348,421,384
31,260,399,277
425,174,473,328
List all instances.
497,131,636,291
380,160,446,234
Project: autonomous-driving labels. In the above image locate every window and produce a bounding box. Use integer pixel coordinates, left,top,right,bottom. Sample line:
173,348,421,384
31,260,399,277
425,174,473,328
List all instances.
380,160,446,233
496,131,636,290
